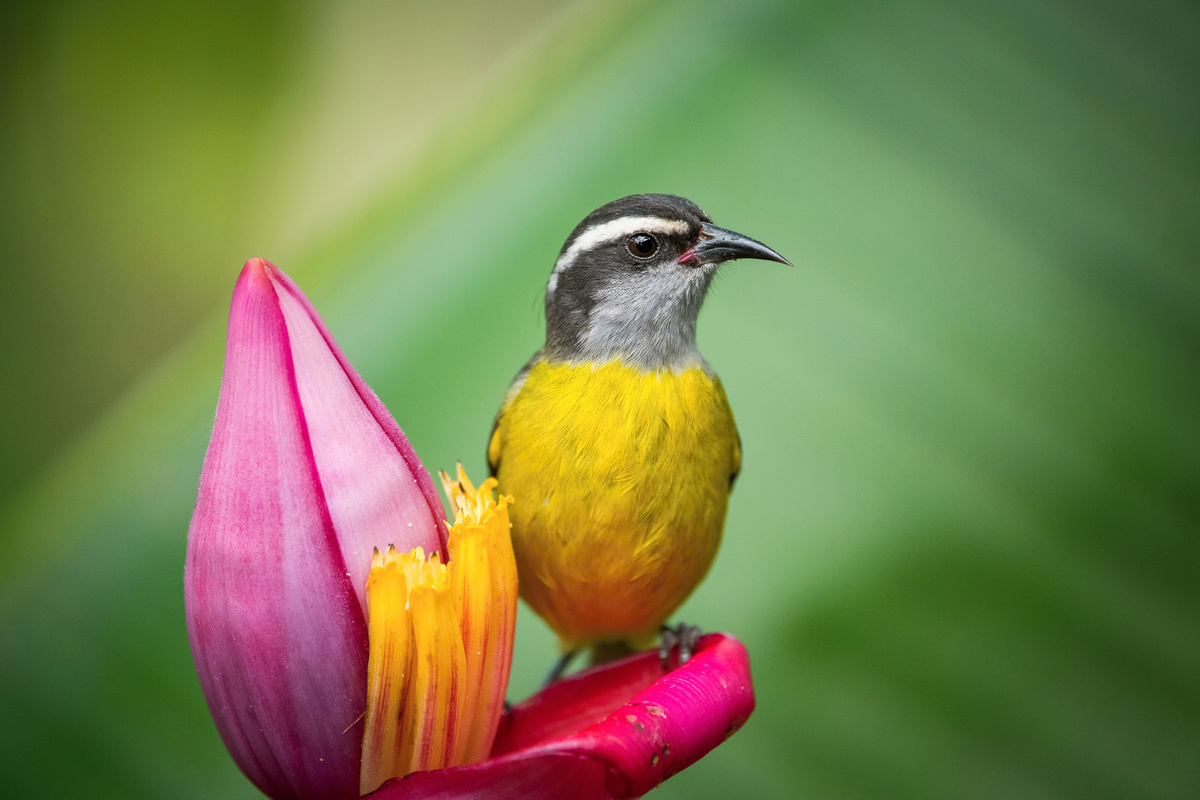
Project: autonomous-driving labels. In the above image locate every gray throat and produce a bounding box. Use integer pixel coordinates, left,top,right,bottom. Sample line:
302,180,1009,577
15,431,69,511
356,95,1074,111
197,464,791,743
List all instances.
544,266,716,372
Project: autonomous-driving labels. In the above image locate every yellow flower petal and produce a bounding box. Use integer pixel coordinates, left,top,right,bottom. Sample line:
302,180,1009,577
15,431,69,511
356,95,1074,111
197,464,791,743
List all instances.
360,466,518,790
360,548,412,794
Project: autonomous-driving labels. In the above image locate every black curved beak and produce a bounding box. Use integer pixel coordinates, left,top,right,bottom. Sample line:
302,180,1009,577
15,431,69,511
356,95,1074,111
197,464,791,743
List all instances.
680,222,791,267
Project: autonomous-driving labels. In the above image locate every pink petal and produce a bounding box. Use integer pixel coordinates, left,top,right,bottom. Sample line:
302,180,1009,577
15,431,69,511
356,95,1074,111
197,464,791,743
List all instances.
370,754,612,800
490,647,670,756
186,260,365,798
185,259,445,799
271,266,446,613
367,634,754,800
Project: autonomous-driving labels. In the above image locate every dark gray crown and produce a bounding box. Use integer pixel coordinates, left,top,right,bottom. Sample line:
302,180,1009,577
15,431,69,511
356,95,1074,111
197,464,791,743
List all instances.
555,194,711,259
542,194,786,370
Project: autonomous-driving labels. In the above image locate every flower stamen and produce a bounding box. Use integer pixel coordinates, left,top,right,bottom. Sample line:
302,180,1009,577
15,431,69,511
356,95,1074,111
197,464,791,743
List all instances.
359,466,517,794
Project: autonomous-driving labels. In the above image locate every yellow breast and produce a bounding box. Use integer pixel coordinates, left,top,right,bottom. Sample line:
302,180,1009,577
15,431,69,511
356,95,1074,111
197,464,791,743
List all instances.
489,358,739,646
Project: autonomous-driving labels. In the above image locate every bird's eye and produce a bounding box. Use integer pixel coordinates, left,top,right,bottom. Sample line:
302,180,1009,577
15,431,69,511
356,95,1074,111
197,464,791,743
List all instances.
626,233,658,259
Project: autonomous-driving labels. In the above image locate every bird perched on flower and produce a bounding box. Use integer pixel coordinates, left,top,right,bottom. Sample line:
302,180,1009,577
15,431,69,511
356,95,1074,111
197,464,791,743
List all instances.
488,194,788,675
185,257,756,799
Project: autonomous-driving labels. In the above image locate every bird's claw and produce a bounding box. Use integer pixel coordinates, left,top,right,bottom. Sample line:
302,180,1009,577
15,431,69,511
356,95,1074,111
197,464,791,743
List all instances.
659,622,703,669
541,647,580,688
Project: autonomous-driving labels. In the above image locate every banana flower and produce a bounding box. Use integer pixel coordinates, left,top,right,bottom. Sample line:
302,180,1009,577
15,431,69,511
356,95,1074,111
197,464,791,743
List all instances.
185,258,754,800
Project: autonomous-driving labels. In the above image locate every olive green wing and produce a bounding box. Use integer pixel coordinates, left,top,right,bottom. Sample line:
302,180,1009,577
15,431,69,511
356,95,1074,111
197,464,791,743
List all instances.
487,354,538,478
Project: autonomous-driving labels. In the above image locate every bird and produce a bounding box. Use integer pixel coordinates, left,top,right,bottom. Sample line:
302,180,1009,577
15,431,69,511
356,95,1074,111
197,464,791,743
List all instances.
487,194,788,677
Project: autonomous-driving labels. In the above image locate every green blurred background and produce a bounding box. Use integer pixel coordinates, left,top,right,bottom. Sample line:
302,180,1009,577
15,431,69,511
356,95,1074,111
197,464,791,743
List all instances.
1,0,1198,797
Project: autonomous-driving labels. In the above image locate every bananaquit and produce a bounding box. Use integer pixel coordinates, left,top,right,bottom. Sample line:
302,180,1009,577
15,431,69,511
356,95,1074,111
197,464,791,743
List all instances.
487,194,788,673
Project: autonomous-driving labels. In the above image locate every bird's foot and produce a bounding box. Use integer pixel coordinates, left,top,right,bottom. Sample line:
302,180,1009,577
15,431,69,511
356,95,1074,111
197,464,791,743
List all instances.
659,622,703,669
541,647,581,688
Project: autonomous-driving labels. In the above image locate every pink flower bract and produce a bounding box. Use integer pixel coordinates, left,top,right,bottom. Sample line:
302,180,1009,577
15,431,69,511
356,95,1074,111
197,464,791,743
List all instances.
185,258,446,799
370,633,754,800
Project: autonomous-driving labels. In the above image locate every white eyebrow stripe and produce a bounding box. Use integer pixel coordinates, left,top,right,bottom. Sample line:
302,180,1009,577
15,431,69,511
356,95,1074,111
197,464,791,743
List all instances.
553,216,690,275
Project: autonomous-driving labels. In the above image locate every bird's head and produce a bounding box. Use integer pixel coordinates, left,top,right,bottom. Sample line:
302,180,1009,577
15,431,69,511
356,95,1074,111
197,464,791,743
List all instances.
543,193,788,370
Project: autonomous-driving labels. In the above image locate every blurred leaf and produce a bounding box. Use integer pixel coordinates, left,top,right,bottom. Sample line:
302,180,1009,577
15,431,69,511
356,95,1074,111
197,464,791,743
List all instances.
0,0,303,510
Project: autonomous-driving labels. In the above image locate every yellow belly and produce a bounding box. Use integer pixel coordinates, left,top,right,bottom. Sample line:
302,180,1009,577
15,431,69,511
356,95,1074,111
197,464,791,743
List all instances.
490,359,739,647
